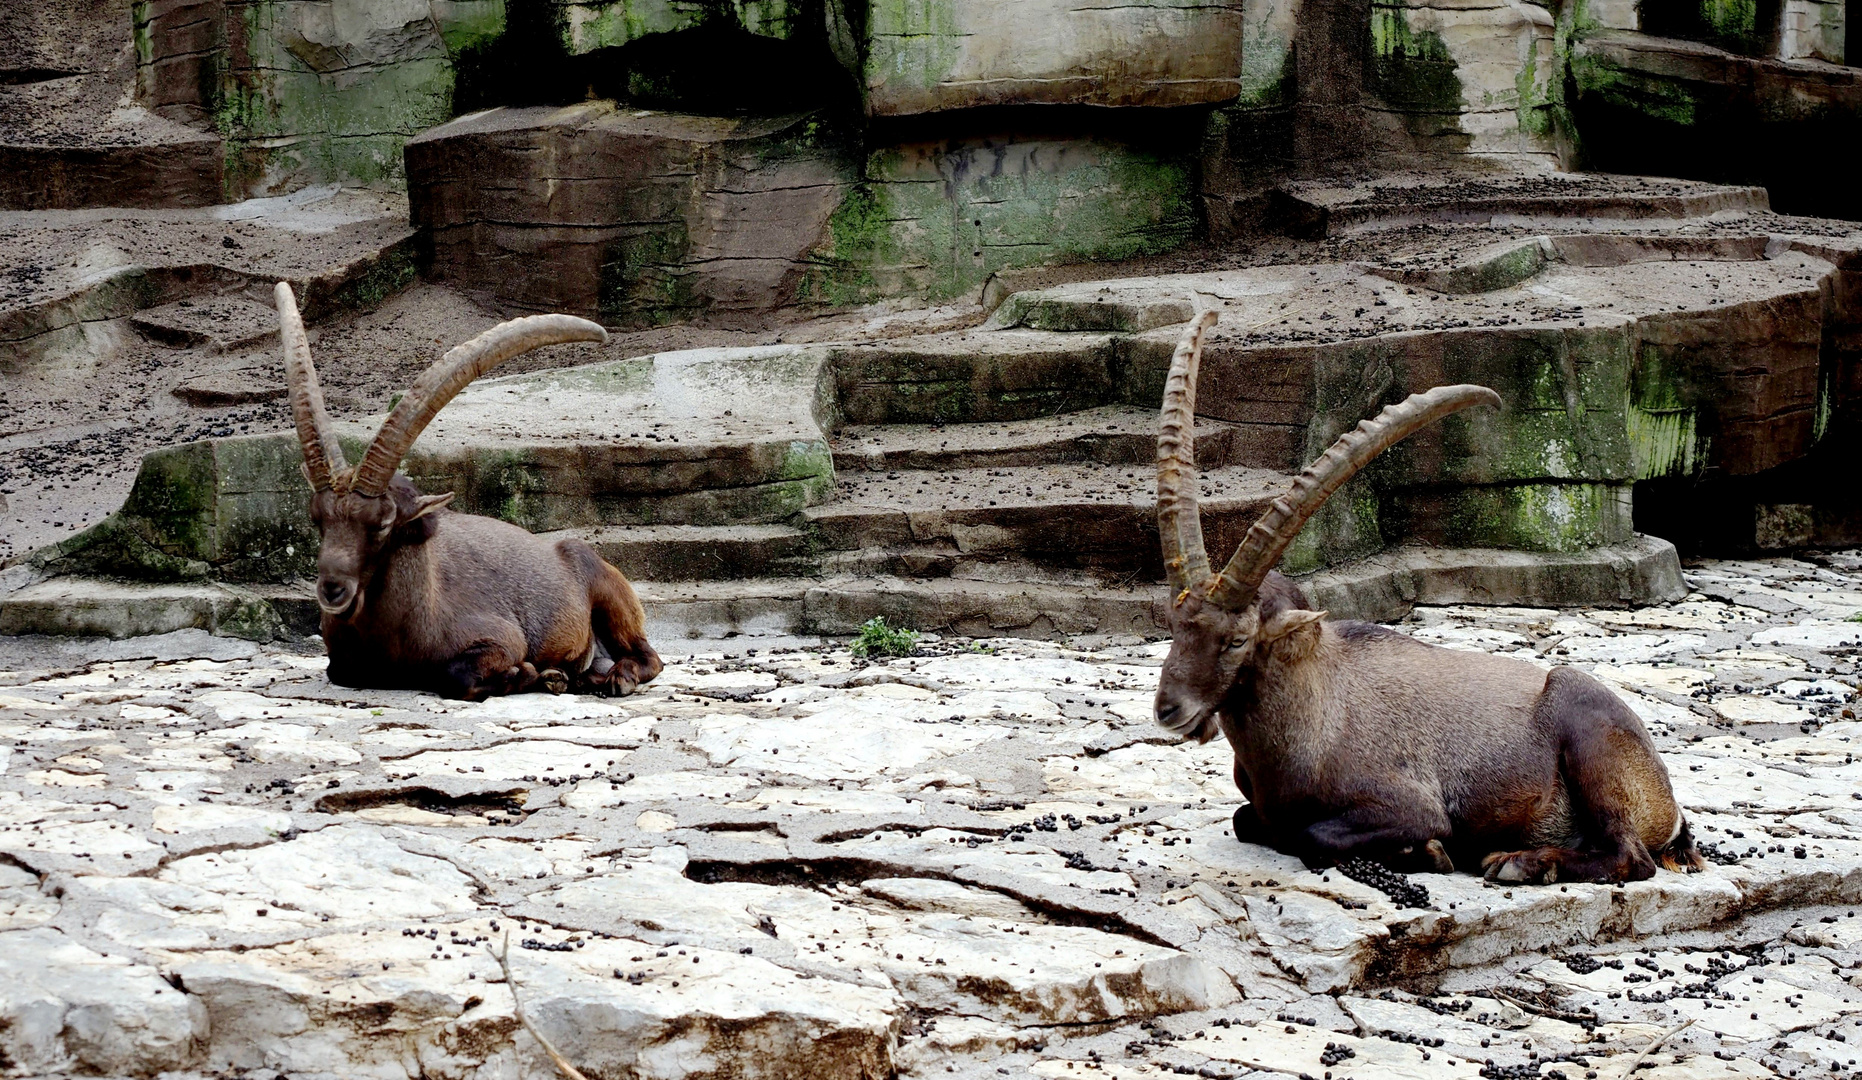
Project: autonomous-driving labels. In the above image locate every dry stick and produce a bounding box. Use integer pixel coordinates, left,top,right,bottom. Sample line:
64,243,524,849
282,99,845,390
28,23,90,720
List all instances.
1622,1017,1696,1076
487,931,590,1080
1188,289,1300,335
1489,988,1596,1024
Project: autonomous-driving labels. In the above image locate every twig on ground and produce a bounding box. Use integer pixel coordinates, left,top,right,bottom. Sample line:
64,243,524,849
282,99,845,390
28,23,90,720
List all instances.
1623,1017,1696,1075
487,931,590,1080
1489,988,1597,1024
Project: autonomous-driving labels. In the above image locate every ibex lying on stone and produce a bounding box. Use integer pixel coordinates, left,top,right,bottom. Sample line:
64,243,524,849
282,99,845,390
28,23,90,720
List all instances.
1152,308,1700,884
277,282,662,700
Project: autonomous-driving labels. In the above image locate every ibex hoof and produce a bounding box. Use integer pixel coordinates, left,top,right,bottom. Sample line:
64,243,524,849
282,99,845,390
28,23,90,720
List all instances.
1481,848,1558,885
538,668,569,695
1424,839,1455,874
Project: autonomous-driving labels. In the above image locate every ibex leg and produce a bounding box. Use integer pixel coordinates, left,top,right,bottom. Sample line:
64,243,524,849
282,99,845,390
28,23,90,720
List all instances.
565,541,662,697
1484,667,1670,884
1299,799,1454,873
442,622,545,701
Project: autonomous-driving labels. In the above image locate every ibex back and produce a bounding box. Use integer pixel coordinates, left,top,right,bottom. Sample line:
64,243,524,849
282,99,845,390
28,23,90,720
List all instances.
1151,307,1700,884
277,282,662,701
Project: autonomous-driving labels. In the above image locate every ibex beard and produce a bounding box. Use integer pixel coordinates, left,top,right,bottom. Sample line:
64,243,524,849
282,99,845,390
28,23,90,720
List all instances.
277,282,662,701
1152,307,1703,885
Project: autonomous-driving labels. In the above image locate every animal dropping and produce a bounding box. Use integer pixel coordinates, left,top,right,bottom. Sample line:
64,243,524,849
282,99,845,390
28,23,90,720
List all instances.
276,281,662,700
1150,304,1701,885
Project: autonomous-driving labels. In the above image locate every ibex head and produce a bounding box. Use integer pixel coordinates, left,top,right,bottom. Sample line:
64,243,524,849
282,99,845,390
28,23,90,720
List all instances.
276,282,607,619
1151,304,1501,743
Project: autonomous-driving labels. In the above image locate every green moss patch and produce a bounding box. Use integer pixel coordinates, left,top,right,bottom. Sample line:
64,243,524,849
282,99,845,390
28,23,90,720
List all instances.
800,137,1195,306
1391,482,1635,552
1368,4,1463,113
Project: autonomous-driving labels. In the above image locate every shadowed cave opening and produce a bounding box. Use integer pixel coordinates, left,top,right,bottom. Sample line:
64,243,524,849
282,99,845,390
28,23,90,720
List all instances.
452,2,851,118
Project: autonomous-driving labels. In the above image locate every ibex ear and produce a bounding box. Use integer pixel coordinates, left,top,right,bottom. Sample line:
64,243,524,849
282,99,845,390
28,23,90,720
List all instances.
407,492,455,521
1257,609,1326,660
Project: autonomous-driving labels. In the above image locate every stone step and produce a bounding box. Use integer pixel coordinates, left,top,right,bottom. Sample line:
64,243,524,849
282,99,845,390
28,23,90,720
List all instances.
554,536,1688,642
829,330,1124,426
0,95,223,211
994,238,1849,496
636,574,1163,642
806,462,1292,576
31,224,1852,612
131,295,280,352
171,367,288,407
0,577,286,641
1271,172,1770,238
1,187,417,375
568,524,815,582
813,547,1108,581
0,538,1682,643
832,406,1267,473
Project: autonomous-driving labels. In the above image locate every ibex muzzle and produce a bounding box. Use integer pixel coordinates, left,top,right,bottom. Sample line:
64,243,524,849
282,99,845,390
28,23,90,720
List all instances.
279,282,662,700
1153,306,1701,884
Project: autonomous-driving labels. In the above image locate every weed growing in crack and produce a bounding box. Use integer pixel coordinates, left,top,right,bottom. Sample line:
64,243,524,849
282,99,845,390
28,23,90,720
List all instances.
850,616,919,658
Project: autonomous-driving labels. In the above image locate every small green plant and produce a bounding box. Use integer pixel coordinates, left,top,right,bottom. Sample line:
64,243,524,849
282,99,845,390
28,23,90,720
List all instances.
850,616,919,658
1848,611,1862,623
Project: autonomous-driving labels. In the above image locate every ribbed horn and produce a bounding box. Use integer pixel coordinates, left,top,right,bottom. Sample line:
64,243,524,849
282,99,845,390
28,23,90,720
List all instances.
1156,306,1220,594
276,281,348,492
1206,384,1502,611
349,314,608,497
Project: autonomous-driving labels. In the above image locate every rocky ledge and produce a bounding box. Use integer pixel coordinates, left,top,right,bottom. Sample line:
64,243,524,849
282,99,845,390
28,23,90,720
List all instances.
2,552,1862,1078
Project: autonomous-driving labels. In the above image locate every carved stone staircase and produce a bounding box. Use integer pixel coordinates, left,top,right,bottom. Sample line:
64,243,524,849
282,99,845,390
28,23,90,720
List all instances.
13,173,1862,642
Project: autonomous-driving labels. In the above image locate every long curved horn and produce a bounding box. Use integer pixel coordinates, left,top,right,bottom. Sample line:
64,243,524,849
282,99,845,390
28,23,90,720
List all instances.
1206,384,1502,611
1157,306,1220,594
276,281,348,492
349,314,608,497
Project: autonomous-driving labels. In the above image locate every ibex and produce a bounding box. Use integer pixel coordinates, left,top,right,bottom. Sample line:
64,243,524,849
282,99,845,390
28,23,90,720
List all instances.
1152,308,1700,884
277,282,662,700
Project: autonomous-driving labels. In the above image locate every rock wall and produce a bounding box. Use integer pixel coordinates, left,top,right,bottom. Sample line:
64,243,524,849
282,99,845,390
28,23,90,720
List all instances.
559,0,805,53
1569,30,1862,217
408,105,854,324
799,130,1197,308
88,0,1862,223
828,0,1247,114
1362,0,1561,162
135,0,504,196
407,105,1197,322
0,0,224,209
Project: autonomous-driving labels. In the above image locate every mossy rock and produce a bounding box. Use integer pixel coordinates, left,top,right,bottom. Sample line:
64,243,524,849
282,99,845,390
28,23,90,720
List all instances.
1386,482,1636,553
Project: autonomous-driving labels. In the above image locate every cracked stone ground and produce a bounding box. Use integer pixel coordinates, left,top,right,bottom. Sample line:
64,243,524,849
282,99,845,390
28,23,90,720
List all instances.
4,555,1862,1079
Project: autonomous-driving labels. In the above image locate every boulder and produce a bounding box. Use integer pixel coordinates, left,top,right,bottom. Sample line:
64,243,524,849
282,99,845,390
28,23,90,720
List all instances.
408,104,855,325
0,0,223,210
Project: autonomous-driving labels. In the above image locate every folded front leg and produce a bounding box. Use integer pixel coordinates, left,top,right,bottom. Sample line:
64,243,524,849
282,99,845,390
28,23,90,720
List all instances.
1299,799,1454,873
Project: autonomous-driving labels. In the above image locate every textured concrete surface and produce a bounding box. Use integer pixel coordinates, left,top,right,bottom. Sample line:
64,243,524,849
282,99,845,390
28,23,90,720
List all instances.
3,551,1862,1077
